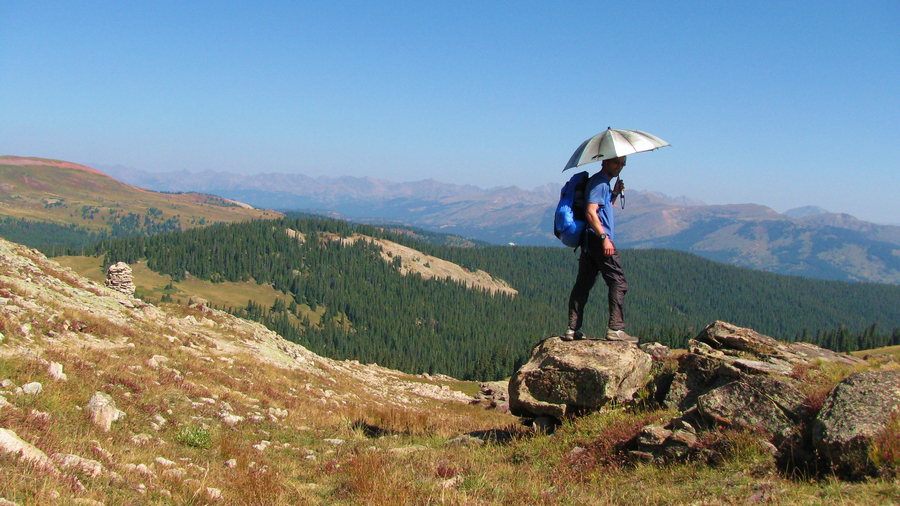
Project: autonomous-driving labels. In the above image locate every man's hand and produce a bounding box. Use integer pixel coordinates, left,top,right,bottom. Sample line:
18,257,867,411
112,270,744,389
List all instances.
603,237,616,256
614,179,625,194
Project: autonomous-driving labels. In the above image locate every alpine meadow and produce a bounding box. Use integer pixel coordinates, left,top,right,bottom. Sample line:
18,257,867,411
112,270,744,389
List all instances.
5,4,900,503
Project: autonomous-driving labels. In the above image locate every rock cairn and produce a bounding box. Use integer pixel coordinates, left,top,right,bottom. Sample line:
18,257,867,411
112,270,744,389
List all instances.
105,262,135,296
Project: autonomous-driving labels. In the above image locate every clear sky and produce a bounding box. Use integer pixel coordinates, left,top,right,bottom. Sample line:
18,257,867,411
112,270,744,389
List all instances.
2,1,898,224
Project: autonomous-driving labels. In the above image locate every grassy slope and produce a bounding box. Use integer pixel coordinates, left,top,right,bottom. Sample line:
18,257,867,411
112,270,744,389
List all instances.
2,241,899,504
0,158,280,231
53,255,328,326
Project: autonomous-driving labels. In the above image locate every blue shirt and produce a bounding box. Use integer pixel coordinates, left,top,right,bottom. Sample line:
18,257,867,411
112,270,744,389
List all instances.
585,172,615,241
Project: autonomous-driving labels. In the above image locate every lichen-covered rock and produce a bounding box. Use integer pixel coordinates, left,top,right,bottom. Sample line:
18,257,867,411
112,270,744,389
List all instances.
696,374,806,441
509,337,651,419
86,392,125,432
813,370,900,478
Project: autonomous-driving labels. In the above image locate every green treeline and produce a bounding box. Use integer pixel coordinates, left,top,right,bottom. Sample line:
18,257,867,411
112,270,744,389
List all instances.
89,216,900,380
0,217,106,256
0,213,183,257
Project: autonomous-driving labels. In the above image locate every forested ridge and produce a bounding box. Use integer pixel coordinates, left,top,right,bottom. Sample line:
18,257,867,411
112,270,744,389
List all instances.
84,216,900,380
0,212,183,255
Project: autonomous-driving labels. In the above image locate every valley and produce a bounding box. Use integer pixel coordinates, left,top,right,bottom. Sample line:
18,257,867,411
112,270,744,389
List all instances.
98,163,900,285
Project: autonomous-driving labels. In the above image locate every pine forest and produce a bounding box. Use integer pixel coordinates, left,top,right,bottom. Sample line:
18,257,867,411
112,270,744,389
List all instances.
39,215,896,381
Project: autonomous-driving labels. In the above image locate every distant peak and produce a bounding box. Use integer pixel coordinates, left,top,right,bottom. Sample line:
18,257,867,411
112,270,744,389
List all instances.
783,206,830,219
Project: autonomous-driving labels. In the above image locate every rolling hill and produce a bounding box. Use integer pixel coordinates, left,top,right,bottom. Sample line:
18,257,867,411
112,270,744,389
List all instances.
0,156,280,239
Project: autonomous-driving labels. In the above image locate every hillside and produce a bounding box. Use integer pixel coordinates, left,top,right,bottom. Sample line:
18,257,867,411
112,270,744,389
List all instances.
3,237,900,505
99,164,900,284
0,236,511,504
0,156,280,241
68,216,900,381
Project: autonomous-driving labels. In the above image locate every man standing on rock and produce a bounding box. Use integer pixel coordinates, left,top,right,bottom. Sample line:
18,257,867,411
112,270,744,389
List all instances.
563,156,638,344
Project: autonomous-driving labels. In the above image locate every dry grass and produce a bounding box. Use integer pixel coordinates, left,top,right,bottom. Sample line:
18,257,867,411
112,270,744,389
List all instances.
790,359,872,412
5,335,900,505
870,411,900,477
4,242,900,505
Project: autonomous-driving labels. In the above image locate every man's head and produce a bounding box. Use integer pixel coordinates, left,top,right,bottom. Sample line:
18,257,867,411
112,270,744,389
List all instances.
601,156,626,178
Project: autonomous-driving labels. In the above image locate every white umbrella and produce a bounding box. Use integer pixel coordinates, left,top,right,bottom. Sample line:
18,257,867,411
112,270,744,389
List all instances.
563,127,670,171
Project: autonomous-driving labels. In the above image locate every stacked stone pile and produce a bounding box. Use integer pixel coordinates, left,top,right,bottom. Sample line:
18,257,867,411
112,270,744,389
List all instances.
105,262,135,296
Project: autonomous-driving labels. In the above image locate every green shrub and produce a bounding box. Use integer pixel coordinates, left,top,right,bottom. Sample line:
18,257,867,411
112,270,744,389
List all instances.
174,424,212,449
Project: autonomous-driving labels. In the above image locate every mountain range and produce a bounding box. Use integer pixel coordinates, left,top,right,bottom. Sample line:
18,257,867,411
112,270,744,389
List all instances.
98,164,900,285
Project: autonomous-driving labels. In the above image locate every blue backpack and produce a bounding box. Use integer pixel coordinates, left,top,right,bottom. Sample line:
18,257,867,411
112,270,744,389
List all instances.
554,171,589,248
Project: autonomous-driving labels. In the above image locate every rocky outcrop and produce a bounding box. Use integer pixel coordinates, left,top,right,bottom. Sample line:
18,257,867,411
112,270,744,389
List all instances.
662,322,863,424
626,321,882,476
509,337,651,419
105,262,135,296
695,321,864,368
812,370,900,478
661,340,809,444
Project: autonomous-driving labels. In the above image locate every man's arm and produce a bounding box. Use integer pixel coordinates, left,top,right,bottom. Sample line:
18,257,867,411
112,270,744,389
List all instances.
585,203,615,256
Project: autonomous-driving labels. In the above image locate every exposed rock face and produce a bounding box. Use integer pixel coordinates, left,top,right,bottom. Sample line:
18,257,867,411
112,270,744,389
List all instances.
812,370,900,478
509,337,651,419
631,321,869,470
105,262,135,296
662,322,862,431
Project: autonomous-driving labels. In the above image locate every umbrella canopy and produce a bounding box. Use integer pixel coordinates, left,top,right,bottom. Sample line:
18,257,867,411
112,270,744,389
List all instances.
563,128,670,171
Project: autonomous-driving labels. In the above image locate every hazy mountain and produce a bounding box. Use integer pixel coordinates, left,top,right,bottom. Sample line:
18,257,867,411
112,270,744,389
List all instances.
784,205,830,219
89,163,900,285
615,193,900,284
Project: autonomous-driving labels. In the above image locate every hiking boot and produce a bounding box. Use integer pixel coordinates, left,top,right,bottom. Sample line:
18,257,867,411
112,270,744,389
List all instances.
605,329,639,344
561,329,585,341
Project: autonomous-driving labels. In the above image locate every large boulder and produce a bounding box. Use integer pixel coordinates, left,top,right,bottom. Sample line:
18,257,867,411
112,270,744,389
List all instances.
812,370,900,478
662,322,862,427
509,337,651,419
633,321,867,468
696,374,807,441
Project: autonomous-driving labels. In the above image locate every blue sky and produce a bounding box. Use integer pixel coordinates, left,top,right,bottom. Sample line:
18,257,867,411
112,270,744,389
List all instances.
2,1,898,223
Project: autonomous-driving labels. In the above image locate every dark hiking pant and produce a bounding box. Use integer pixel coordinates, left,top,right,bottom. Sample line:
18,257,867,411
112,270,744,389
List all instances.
567,237,628,333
